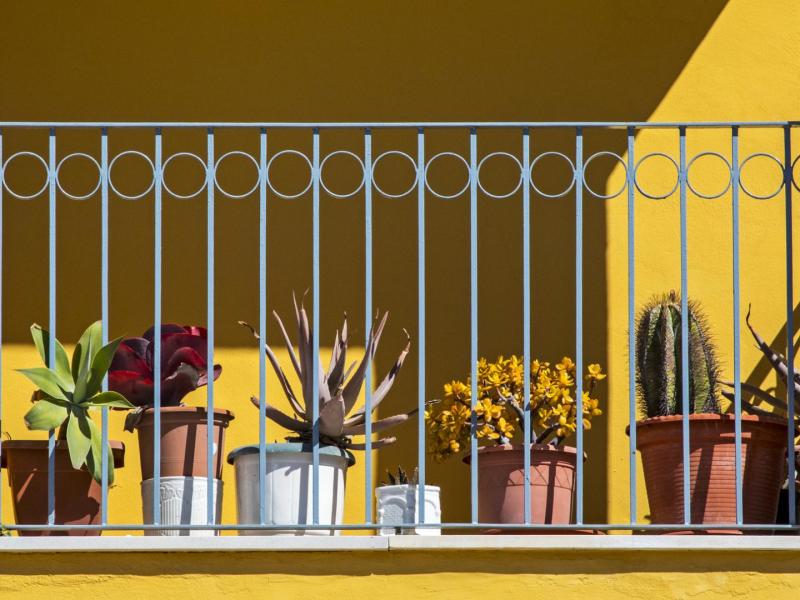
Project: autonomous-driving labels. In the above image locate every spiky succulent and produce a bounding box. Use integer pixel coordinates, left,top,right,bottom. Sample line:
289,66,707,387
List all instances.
18,322,135,483
720,305,800,422
382,466,418,486
240,294,415,450
635,291,721,418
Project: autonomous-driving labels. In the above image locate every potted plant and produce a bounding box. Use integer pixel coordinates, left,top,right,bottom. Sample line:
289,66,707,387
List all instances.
631,292,787,531
108,324,234,536
2,322,134,536
375,466,441,536
426,354,605,527
719,307,800,526
229,295,415,535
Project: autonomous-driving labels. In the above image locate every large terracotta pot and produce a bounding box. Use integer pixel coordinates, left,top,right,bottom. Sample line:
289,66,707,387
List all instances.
1,440,125,536
634,414,787,529
135,406,235,479
465,444,577,526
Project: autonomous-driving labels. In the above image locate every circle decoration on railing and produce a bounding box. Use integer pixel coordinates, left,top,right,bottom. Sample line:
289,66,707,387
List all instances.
55,152,102,200
266,150,313,199
528,151,576,198
686,152,732,200
792,154,800,193
371,151,418,199
213,151,262,199
582,151,627,200
633,152,680,200
1,151,50,200
424,152,472,199
161,152,208,199
108,150,156,200
738,152,785,200
319,150,365,199
477,152,523,199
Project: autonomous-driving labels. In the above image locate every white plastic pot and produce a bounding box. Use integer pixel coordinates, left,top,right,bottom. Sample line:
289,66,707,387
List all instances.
375,484,441,535
141,476,222,537
227,443,355,536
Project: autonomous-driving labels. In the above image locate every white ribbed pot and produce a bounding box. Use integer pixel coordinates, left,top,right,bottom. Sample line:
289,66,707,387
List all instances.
227,443,355,536
376,484,441,535
141,476,222,537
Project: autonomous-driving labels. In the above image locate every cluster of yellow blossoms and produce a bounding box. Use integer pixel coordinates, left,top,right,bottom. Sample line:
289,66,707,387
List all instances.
426,355,605,462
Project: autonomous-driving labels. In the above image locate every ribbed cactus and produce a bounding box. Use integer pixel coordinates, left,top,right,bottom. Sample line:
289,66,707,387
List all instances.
635,291,720,418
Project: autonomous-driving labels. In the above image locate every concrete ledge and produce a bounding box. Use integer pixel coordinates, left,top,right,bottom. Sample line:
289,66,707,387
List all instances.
0,534,798,552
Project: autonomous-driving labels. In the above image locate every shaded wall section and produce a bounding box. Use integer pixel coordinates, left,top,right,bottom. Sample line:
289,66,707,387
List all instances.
0,1,727,525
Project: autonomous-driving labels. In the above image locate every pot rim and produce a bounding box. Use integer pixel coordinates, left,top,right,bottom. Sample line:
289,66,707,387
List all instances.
626,412,789,435
226,442,356,467
375,483,440,493
462,443,578,465
1,439,126,468
140,405,235,418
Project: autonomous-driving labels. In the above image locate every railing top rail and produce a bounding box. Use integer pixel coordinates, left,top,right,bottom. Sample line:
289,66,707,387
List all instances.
0,120,798,129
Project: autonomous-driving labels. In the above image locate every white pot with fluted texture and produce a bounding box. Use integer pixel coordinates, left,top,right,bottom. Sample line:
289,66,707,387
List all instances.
376,484,441,535
141,476,222,536
227,443,355,536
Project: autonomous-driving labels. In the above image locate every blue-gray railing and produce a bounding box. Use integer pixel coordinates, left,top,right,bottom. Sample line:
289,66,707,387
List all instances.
0,120,798,533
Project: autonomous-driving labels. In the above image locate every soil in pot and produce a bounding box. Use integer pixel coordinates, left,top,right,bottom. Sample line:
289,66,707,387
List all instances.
464,444,578,529
1,440,125,536
135,406,234,479
633,414,788,532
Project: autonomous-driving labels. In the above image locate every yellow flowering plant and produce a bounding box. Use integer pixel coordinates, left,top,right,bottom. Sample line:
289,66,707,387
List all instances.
426,355,605,462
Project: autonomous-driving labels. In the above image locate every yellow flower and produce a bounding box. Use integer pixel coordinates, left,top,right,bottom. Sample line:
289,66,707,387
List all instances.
587,363,606,380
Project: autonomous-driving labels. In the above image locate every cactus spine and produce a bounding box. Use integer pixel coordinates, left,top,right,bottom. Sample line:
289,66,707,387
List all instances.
635,291,720,418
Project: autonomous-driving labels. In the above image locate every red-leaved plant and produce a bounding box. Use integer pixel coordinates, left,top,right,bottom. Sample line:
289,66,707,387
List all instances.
109,324,221,431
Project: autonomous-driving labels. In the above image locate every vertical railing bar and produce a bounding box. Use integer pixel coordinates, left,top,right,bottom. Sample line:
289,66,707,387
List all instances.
731,126,743,525
364,128,373,524
784,125,797,526
258,128,267,525
206,127,215,527
153,127,163,525
522,127,532,525
312,128,321,526
48,127,56,526
417,128,426,525
574,127,584,526
469,127,479,524
627,126,637,525
679,126,691,526
0,127,3,528
100,127,110,526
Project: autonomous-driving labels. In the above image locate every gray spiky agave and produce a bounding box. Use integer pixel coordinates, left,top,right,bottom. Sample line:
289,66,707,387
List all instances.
239,293,415,450
635,290,721,418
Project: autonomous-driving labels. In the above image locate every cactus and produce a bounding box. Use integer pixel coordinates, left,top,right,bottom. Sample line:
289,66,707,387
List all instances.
382,466,418,486
635,291,720,418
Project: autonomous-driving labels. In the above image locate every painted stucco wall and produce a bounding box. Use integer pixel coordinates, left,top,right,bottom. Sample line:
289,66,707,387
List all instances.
1,0,799,596
1,549,800,599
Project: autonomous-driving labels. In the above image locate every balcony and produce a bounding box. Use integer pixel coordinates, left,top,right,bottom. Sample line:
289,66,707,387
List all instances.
0,120,797,541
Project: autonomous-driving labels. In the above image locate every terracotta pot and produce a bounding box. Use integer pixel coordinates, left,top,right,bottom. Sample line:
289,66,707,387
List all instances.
1,440,125,536
464,444,577,526
633,414,787,529
135,406,234,480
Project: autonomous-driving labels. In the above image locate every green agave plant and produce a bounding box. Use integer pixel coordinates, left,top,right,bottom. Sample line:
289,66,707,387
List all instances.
18,321,135,483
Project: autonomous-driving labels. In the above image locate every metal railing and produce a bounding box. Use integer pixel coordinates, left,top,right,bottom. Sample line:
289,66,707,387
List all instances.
0,120,798,534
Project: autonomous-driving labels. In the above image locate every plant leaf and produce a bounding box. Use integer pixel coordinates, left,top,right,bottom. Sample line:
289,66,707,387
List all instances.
84,390,135,409
66,411,92,470
30,324,74,392
24,399,68,431
319,396,345,438
72,320,102,385
249,396,311,431
84,336,124,399
83,416,113,484
17,368,69,402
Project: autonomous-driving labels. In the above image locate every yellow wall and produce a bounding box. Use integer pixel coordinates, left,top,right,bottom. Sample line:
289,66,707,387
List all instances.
1,549,799,599
1,0,799,595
